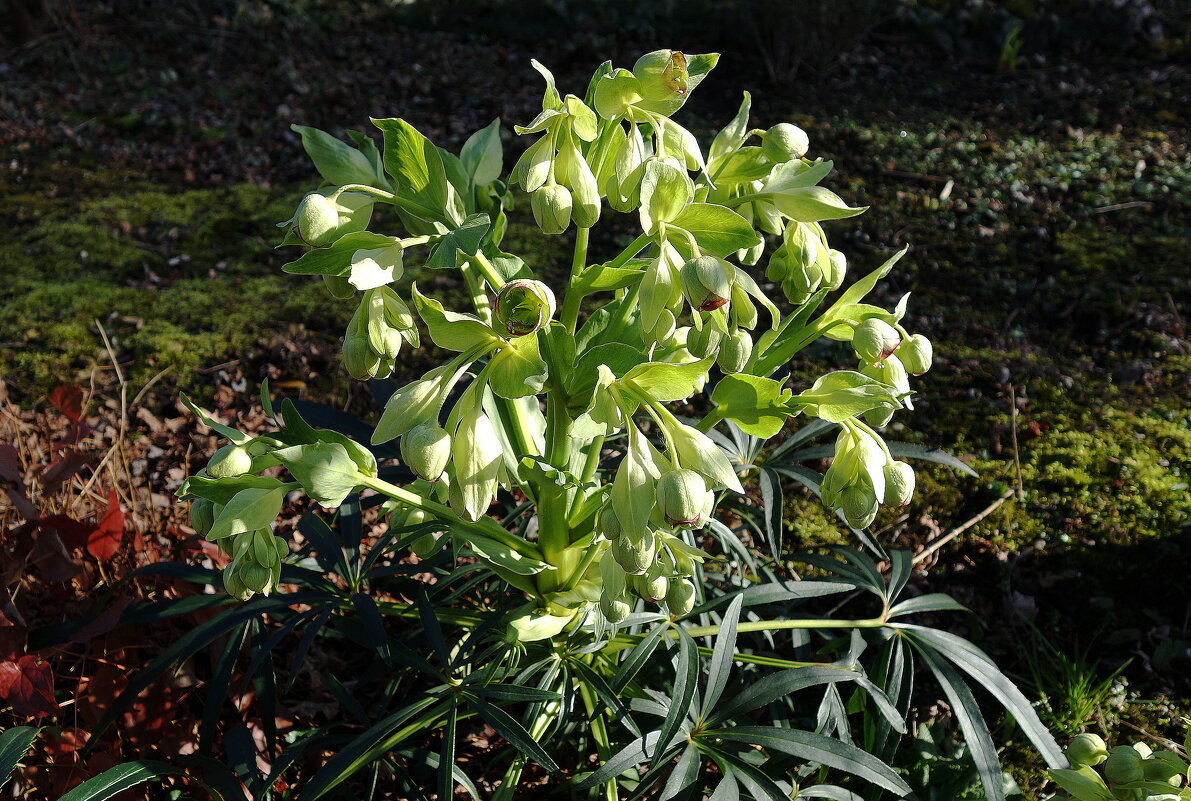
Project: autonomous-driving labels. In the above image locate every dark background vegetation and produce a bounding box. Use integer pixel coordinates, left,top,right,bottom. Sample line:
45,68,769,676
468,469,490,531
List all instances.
1,0,1189,796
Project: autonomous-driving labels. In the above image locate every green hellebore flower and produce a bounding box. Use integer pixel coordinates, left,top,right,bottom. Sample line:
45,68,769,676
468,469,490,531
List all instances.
343,320,385,380
657,469,708,528
223,562,251,601
496,279,557,337
599,591,632,624
729,283,758,330
401,423,451,482
189,498,215,536
899,333,934,375
852,318,902,365
634,569,670,603
717,329,753,374
665,578,696,616
686,323,723,359
531,182,573,235
824,248,848,290
680,255,734,312
1065,733,1110,768
645,308,677,346
761,123,810,163
557,139,601,228
1103,746,1144,785
295,193,341,246
883,461,915,507
598,504,622,541
612,533,656,576
632,50,689,102
207,444,254,479
839,484,879,529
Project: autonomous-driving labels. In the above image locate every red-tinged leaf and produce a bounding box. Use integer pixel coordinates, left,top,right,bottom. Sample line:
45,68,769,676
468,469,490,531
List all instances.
55,420,94,450
79,663,129,730
0,655,62,717
87,491,126,561
41,449,94,494
70,597,133,644
49,385,85,422
30,531,81,583
38,514,93,551
0,444,22,486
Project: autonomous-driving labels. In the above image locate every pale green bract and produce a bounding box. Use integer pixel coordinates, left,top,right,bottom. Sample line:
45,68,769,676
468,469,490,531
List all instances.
171,50,1060,801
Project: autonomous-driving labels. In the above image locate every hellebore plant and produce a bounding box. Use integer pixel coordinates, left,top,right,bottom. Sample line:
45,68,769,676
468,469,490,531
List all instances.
172,51,1066,799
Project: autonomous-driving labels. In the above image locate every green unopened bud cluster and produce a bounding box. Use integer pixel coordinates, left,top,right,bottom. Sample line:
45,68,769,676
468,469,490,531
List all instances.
222,528,286,601
820,423,916,529
342,287,419,380
1049,730,1190,801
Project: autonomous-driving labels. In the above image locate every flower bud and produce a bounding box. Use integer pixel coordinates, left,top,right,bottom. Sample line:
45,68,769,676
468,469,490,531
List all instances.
824,249,847,290
295,193,341,246
634,570,669,603
343,328,383,380
612,534,655,575
496,279,557,337
883,461,915,507
223,562,251,600
899,334,933,375
238,561,275,596
840,485,879,529
761,123,810,163
717,329,752,374
207,444,253,479
605,126,646,212
680,255,734,312
401,424,451,482
531,183,572,235
598,504,622,541
645,308,677,346
632,50,689,101
852,318,901,365
189,498,215,536
657,469,708,528
665,578,696,616
729,283,758,330
1065,733,1109,768
599,590,632,623
686,323,722,359
1104,746,1144,785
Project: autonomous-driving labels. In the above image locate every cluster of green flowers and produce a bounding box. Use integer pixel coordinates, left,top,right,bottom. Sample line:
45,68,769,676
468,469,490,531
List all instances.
1052,732,1191,801
178,48,947,631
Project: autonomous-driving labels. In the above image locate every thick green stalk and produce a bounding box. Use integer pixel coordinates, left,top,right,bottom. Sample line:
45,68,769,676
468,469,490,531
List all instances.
536,393,575,586
560,226,590,332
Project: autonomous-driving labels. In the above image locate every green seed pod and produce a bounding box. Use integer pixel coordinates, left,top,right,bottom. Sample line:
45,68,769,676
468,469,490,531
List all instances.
1104,746,1144,785
207,444,253,479
599,590,632,624
884,461,916,507
634,571,670,603
401,424,452,482
665,578,696,616
717,329,753,374
680,255,734,312
824,249,847,290
852,318,902,365
656,469,708,528
839,485,879,529
295,193,341,246
189,498,215,536
899,334,934,375
632,50,689,101
686,323,723,359
531,183,573,235
1065,733,1110,768
761,123,810,163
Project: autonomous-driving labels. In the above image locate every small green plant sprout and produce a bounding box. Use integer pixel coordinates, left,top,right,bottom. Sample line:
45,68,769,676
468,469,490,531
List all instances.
167,50,1067,799
1049,728,1191,801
